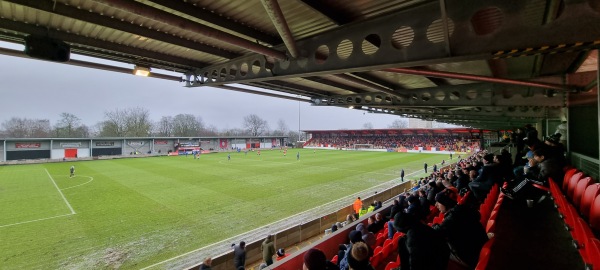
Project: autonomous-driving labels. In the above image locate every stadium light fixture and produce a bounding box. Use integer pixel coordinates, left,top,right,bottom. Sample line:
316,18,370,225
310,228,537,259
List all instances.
133,65,151,77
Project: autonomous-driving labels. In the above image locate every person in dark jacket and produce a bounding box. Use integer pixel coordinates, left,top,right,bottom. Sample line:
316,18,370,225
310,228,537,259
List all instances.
432,189,488,269
233,241,246,269
394,211,450,270
468,154,500,202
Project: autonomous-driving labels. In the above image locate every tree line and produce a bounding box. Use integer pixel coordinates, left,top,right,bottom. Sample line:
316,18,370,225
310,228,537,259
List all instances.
0,107,303,141
1,107,411,140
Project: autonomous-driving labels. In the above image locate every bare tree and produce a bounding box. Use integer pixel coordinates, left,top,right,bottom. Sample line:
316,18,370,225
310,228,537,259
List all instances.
243,114,269,136
2,117,51,137
274,119,288,136
99,107,152,137
201,124,219,136
54,113,88,137
155,116,174,137
125,107,152,137
388,119,408,129
363,122,374,129
287,130,300,143
172,114,203,136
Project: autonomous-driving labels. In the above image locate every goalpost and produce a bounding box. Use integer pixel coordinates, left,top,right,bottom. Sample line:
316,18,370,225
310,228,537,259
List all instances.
352,144,374,150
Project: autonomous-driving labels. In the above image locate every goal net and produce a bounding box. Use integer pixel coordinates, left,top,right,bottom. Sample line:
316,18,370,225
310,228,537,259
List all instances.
353,144,374,150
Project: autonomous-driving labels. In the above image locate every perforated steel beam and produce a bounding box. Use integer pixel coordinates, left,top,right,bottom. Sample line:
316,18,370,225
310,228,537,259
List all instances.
187,0,600,86
310,83,566,107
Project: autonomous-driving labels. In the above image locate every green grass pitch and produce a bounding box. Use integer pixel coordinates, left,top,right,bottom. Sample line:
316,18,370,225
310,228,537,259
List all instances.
0,149,448,269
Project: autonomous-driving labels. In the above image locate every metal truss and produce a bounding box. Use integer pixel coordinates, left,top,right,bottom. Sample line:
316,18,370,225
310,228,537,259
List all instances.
310,83,566,107
186,0,600,86
357,105,560,120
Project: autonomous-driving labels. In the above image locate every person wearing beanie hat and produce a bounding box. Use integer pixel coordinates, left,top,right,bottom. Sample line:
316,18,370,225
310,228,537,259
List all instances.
434,189,457,213
393,212,450,270
339,230,364,270
355,223,376,248
468,153,501,202
303,248,326,270
347,242,374,270
432,189,488,269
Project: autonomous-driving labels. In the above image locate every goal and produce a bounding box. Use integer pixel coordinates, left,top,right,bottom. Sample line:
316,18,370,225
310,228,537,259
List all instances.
353,144,374,150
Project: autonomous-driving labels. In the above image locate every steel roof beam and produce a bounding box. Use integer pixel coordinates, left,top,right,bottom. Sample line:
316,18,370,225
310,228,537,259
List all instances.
261,0,299,58
189,0,600,86
310,83,565,107
93,0,287,60
302,77,369,94
3,0,239,60
0,19,207,69
146,0,281,45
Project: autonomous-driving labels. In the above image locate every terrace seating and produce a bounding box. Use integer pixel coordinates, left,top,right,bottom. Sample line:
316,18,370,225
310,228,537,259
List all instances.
589,194,600,231
580,184,600,219
475,237,496,270
567,172,584,199
573,177,593,209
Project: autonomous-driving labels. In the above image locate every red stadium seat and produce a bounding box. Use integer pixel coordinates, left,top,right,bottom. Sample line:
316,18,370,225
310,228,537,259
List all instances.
563,203,579,232
580,184,600,219
573,177,593,209
475,237,496,270
563,168,579,192
383,239,392,249
370,250,383,268
589,194,600,232
567,172,584,200
587,238,600,270
392,232,403,249
574,217,595,262
489,210,499,221
373,246,383,255
375,235,385,248
382,240,393,258
549,177,564,202
385,261,399,270
486,219,496,234
459,191,472,205
330,255,338,265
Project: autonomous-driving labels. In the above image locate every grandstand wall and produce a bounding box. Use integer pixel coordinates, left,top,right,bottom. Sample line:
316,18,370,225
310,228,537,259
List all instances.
50,140,91,159
123,139,152,155
0,136,288,163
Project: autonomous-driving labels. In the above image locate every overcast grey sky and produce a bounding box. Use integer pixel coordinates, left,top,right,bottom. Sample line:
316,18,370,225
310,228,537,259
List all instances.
0,41,404,132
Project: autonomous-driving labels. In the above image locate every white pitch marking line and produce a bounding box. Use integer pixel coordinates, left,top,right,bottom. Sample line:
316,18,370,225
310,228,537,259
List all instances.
0,213,74,229
45,169,76,214
61,176,94,190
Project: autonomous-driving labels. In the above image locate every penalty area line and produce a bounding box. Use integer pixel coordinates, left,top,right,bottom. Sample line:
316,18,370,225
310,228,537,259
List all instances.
45,169,76,214
0,213,74,229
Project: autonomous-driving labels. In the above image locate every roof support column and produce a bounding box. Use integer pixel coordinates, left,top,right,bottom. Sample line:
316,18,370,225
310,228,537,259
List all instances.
261,0,298,58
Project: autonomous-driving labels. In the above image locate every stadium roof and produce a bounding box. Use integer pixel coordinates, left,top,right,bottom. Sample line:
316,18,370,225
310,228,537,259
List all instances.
0,0,598,129
304,128,492,135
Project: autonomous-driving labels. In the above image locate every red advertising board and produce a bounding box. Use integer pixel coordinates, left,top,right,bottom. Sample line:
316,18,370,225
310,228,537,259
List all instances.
154,140,168,145
15,143,41,148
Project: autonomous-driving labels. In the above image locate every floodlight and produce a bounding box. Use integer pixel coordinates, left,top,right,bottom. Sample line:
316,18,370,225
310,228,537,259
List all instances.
133,65,150,77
